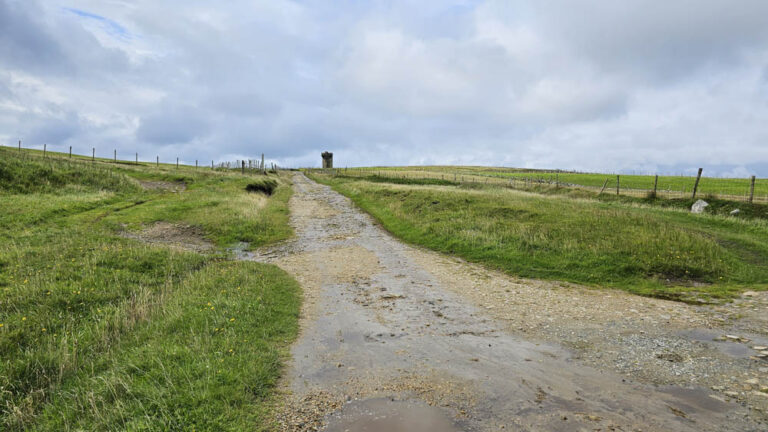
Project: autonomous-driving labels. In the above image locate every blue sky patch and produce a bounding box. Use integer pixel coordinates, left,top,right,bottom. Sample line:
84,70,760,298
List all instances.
63,7,131,40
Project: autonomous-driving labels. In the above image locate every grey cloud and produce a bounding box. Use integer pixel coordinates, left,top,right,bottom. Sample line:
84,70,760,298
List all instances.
206,92,282,117
1,0,767,175
0,1,68,72
25,112,81,144
136,105,210,145
530,0,768,83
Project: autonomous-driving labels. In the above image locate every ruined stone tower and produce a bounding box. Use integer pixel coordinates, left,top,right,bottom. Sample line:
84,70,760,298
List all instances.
321,151,333,169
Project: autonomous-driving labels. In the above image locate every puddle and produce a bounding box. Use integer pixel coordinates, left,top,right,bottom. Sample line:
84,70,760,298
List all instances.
227,241,253,260
322,398,461,432
659,386,730,413
680,329,764,359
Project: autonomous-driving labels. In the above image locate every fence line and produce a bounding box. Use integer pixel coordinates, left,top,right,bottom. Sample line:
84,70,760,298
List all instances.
6,141,282,174
308,167,767,204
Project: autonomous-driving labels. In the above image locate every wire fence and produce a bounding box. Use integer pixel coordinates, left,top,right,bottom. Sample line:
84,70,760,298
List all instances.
6,140,283,174
310,167,767,204
8,139,764,203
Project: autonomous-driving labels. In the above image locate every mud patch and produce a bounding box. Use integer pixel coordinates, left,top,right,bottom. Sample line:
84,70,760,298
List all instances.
276,373,476,432
122,222,213,252
137,180,186,192
323,398,460,432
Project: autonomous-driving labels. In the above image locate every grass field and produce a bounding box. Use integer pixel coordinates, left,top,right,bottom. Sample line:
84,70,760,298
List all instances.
350,166,767,201
0,147,299,431
310,172,768,302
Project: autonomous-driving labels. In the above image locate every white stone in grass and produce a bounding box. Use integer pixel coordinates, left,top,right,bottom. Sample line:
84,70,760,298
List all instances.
730,209,740,216
691,199,709,214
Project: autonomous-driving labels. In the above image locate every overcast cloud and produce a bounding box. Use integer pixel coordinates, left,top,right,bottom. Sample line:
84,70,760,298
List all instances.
1,0,767,175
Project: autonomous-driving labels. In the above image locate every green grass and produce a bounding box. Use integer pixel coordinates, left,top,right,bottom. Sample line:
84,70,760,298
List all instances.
353,165,767,199
310,173,768,302
0,147,299,431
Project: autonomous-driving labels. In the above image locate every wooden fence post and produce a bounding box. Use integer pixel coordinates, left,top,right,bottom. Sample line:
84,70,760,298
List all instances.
653,175,658,197
196,160,198,169
156,156,159,167
176,158,179,169
135,153,138,165
212,160,214,170
69,146,72,158
599,178,610,195
18,140,21,152
92,148,95,162
616,175,620,195
692,168,703,198
241,160,245,174
261,153,265,174
749,176,756,203
114,149,117,162
43,144,46,158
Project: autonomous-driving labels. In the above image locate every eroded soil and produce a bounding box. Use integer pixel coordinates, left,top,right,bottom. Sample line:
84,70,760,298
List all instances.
137,180,187,192
122,222,213,252
253,173,767,431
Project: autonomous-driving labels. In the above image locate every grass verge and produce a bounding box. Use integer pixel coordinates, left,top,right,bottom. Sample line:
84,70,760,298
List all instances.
1,147,299,431
310,172,768,302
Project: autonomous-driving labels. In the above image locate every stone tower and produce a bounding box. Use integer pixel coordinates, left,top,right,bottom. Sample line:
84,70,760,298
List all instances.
321,151,333,169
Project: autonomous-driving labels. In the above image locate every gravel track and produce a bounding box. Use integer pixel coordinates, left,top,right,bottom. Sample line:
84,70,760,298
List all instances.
251,172,766,431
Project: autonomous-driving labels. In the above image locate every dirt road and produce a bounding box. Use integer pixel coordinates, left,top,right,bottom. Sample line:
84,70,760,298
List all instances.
251,173,766,431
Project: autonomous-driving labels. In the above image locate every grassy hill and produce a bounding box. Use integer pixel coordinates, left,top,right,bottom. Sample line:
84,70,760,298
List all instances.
350,166,767,201
0,147,298,431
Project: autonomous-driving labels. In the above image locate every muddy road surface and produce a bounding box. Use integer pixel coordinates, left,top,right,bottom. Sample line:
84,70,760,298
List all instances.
250,173,765,431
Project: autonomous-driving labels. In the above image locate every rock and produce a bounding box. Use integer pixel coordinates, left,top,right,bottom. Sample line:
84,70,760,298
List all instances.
711,385,725,391
752,391,768,399
725,335,741,341
656,352,684,363
752,346,768,351
743,291,758,297
729,209,740,216
724,391,740,398
691,199,709,214
745,378,760,386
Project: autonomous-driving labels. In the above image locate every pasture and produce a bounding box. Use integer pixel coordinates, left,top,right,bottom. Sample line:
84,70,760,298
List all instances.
0,147,298,431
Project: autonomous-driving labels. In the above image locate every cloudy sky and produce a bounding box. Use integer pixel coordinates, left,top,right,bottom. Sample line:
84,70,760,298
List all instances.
2,0,768,175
